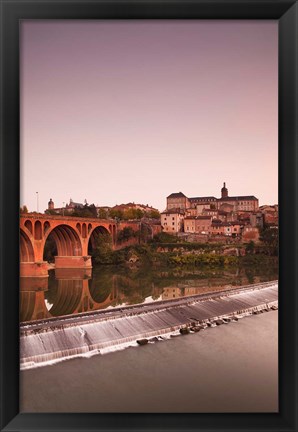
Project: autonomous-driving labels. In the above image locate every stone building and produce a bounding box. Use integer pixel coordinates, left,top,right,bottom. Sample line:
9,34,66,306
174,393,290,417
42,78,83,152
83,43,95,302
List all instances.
65,198,84,211
48,198,55,210
250,212,264,229
242,226,260,242
188,196,217,210
166,183,259,215
166,192,189,211
184,216,212,234
217,183,259,212
161,209,185,233
259,205,278,226
163,183,263,238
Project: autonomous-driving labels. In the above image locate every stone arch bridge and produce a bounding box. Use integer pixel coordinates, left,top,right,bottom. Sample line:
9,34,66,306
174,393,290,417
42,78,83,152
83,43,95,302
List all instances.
20,214,144,277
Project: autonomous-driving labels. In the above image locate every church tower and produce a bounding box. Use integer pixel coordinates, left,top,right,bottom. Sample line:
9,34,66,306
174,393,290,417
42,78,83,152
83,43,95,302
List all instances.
48,198,54,210
221,182,228,198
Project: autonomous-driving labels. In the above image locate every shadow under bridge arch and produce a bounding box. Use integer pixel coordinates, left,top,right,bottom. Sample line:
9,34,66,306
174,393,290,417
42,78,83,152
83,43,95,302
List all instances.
43,224,83,260
20,229,35,262
88,226,112,257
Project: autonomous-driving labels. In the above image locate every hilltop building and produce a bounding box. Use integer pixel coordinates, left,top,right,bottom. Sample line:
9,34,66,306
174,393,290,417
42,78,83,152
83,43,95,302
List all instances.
162,183,265,238
48,198,55,210
111,202,159,214
160,208,185,233
45,198,85,215
66,198,85,211
166,183,258,214
184,216,213,234
166,192,189,211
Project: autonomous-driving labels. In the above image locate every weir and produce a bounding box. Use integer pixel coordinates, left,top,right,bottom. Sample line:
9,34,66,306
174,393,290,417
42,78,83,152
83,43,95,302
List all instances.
20,281,278,369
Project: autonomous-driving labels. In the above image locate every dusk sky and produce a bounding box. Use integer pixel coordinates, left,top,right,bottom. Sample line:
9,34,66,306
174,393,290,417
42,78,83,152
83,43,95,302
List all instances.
20,20,278,212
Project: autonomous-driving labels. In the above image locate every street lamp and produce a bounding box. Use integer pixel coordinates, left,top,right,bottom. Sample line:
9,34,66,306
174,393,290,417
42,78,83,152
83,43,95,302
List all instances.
36,192,39,213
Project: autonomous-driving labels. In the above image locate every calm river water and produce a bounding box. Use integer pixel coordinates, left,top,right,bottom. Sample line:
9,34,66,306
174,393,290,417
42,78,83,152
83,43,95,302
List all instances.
20,262,278,413
20,263,278,323
20,310,278,412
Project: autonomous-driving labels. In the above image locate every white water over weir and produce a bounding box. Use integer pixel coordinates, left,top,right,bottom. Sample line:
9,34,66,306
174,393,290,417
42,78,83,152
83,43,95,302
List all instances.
20,281,278,369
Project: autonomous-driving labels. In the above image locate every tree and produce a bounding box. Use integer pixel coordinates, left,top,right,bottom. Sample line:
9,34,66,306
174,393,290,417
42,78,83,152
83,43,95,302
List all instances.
70,203,97,218
20,205,28,214
259,227,278,256
147,210,160,219
152,232,179,243
110,209,124,220
97,208,108,219
45,209,58,216
43,236,58,262
117,227,136,242
245,241,255,255
91,233,114,264
122,208,144,220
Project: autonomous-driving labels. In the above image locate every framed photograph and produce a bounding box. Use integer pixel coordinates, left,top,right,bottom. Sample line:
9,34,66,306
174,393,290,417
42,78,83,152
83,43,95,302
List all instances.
0,0,297,431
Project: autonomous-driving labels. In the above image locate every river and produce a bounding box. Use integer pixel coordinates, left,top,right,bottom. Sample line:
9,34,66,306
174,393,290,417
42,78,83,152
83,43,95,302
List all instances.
20,310,278,412
20,262,278,323
20,261,278,412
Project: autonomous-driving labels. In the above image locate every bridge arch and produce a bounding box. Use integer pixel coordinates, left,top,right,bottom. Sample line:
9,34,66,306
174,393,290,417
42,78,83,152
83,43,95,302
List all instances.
44,221,50,235
34,220,42,240
20,229,35,262
44,224,83,258
88,225,111,255
24,219,33,235
76,223,81,235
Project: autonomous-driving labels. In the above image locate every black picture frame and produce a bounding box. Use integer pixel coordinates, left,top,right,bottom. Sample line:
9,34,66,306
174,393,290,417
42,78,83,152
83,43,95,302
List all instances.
0,0,297,431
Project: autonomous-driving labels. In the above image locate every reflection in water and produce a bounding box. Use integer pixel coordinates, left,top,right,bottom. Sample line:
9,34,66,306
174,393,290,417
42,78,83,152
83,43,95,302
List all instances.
20,263,278,323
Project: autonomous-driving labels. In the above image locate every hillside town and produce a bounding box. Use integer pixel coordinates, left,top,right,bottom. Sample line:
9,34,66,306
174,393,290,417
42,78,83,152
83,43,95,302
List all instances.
46,198,160,220
161,183,278,243
30,182,278,245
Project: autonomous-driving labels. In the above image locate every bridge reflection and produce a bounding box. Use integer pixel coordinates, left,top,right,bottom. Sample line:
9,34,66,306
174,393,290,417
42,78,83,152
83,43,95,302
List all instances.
19,266,275,323
20,268,120,323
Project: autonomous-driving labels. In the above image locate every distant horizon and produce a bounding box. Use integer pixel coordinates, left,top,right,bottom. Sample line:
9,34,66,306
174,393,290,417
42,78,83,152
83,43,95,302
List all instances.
21,20,278,213
23,183,278,214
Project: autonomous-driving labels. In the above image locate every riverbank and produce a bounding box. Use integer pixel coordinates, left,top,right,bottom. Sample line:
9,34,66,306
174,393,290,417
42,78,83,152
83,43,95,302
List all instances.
20,310,278,412
91,238,279,269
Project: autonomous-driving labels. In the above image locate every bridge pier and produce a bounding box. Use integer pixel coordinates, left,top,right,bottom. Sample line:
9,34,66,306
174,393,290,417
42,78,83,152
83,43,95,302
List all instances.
55,267,92,280
54,256,92,269
20,276,49,291
20,262,49,278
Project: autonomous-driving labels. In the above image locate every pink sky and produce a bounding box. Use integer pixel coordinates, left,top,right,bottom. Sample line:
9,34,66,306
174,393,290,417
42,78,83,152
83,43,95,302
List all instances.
20,20,278,212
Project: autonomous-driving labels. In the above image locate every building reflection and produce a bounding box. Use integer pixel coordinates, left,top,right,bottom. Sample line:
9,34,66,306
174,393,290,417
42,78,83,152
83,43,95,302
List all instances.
162,287,183,300
20,265,276,323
